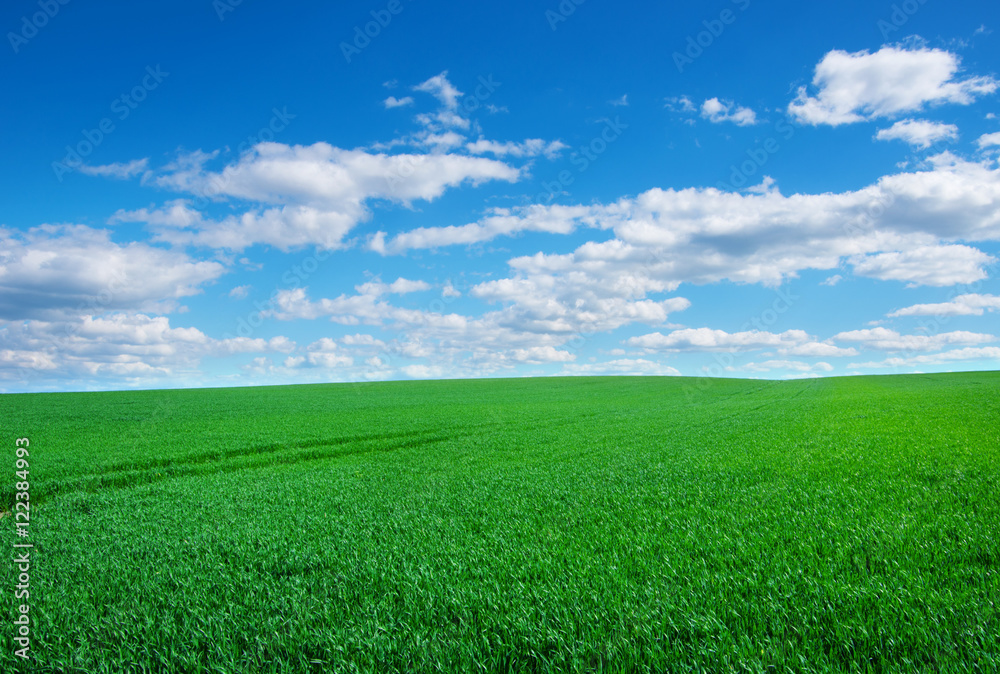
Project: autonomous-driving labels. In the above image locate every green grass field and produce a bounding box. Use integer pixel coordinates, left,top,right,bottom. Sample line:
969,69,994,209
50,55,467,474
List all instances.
2,373,998,672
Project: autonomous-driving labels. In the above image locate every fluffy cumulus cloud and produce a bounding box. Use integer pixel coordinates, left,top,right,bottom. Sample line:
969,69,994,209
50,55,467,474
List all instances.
850,347,1000,370
978,132,1000,149
77,159,149,180
383,96,414,109
0,313,294,385
789,45,998,125
832,327,995,352
875,119,958,148
850,245,995,287
740,360,834,374
0,225,225,320
888,293,1000,317
379,154,1000,289
561,358,680,376
465,138,568,159
259,263,692,379
628,328,811,352
118,142,522,251
107,72,575,253
700,98,757,126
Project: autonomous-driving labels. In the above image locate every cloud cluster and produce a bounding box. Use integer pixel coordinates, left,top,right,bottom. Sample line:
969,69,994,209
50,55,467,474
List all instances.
377,154,1000,288
888,293,1000,317
789,45,997,125
700,98,757,126
0,225,224,320
0,313,294,385
875,119,958,148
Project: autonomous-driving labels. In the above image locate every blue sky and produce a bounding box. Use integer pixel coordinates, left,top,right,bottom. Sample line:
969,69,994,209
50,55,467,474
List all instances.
2,0,999,392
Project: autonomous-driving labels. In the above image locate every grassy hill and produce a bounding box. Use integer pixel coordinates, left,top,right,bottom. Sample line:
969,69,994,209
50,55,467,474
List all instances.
2,373,998,672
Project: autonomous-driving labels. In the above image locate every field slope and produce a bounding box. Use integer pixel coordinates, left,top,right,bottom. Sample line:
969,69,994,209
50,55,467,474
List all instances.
2,373,998,672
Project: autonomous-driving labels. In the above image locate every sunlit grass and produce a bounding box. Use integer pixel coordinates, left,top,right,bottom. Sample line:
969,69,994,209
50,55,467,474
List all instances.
2,373,998,672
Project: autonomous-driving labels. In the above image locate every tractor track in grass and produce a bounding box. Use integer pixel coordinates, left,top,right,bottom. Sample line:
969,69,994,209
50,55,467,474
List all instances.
7,411,605,509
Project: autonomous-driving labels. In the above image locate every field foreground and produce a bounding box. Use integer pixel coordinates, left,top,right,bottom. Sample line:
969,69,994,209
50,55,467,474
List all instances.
2,373,998,672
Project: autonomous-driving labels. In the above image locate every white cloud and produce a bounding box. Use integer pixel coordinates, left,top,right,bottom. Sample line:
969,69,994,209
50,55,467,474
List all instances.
125,143,521,251
789,45,998,125
384,96,414,108
700,98,757,126
821,274,843,286
610,94,629,107
875,119,958,148
465,138,568,159
355,278,431,296
229,285,251,299
371,203,598,254
665,96,696,113
851,245,995,287
509,346,575,363
740,360,834,373
0,313,294,384
561,359,680,376
977,132,1000,148
0,225,225,320
377,155,1000,288
413,71,462,110
303,338,354,369
400,364,446,379
780,342,858,357
77,159,149,180
833,327,995,351
628,328,812,352
888,293,1000,317
849,346,1000,369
